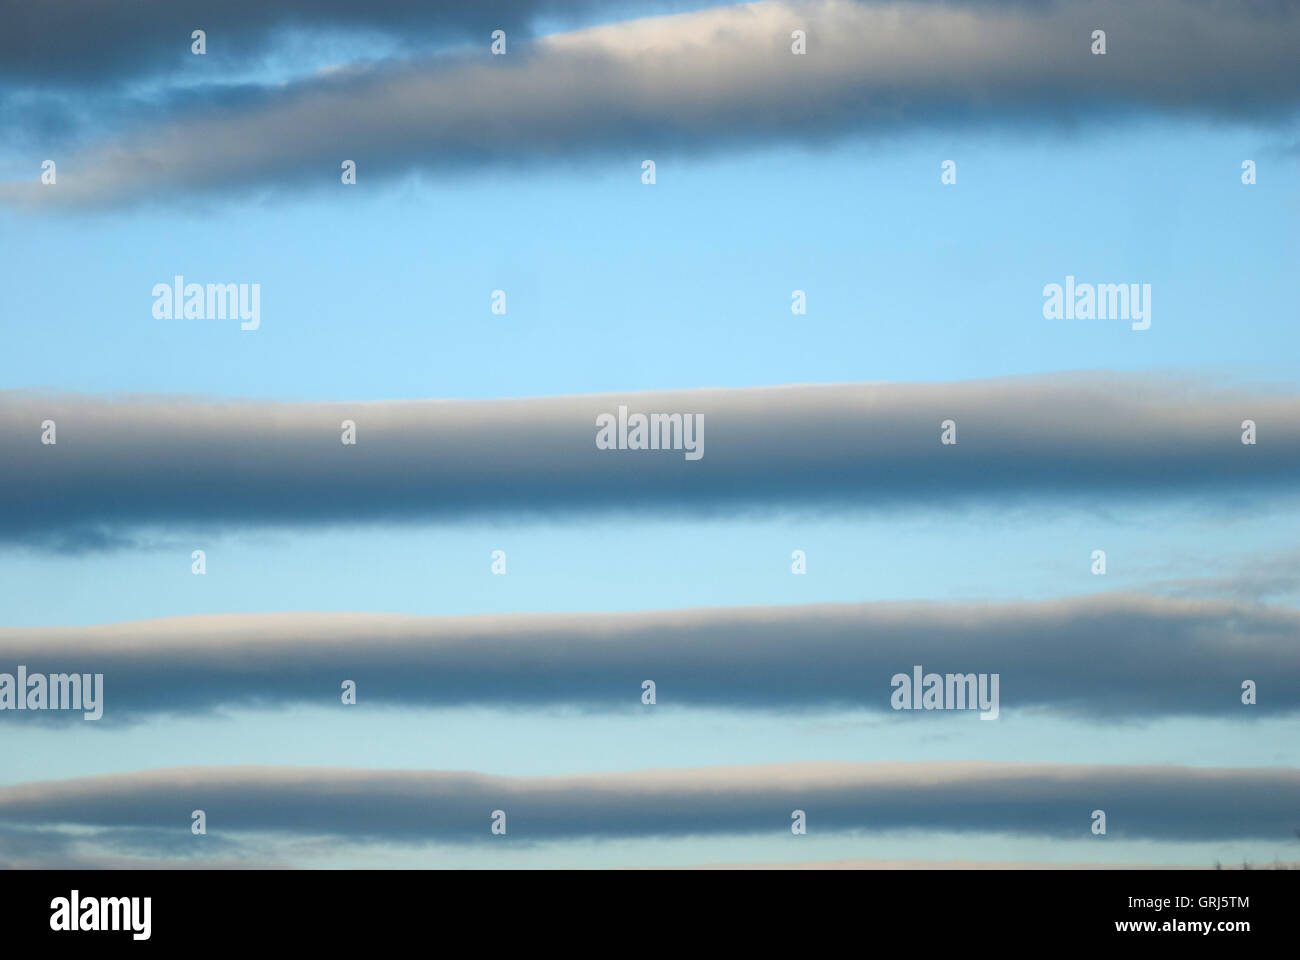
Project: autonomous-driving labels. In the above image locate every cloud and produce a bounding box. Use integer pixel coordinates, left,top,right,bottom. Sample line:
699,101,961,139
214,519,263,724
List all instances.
1141,550,1300,605
0,824,280,869
1,374,1296,550
0,0,638,86
1,593,1296,721
1,761,1296,844
5,0,1298,207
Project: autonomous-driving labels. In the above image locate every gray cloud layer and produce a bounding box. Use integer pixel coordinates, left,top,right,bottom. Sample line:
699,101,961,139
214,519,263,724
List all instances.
6,0,1298,206
0,0,640,85
1,761,1296,842
1,375,1296,550
1,593,1295,721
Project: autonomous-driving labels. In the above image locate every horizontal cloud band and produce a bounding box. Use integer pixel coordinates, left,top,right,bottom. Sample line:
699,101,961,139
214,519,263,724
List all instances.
1,593,1295,720
1,375,1297,549
5,0,1299,206
1,761,1296,841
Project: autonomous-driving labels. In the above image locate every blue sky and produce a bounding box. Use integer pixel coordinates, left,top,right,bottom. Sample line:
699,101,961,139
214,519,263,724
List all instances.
3,122,1296,401
1,0,1298,869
